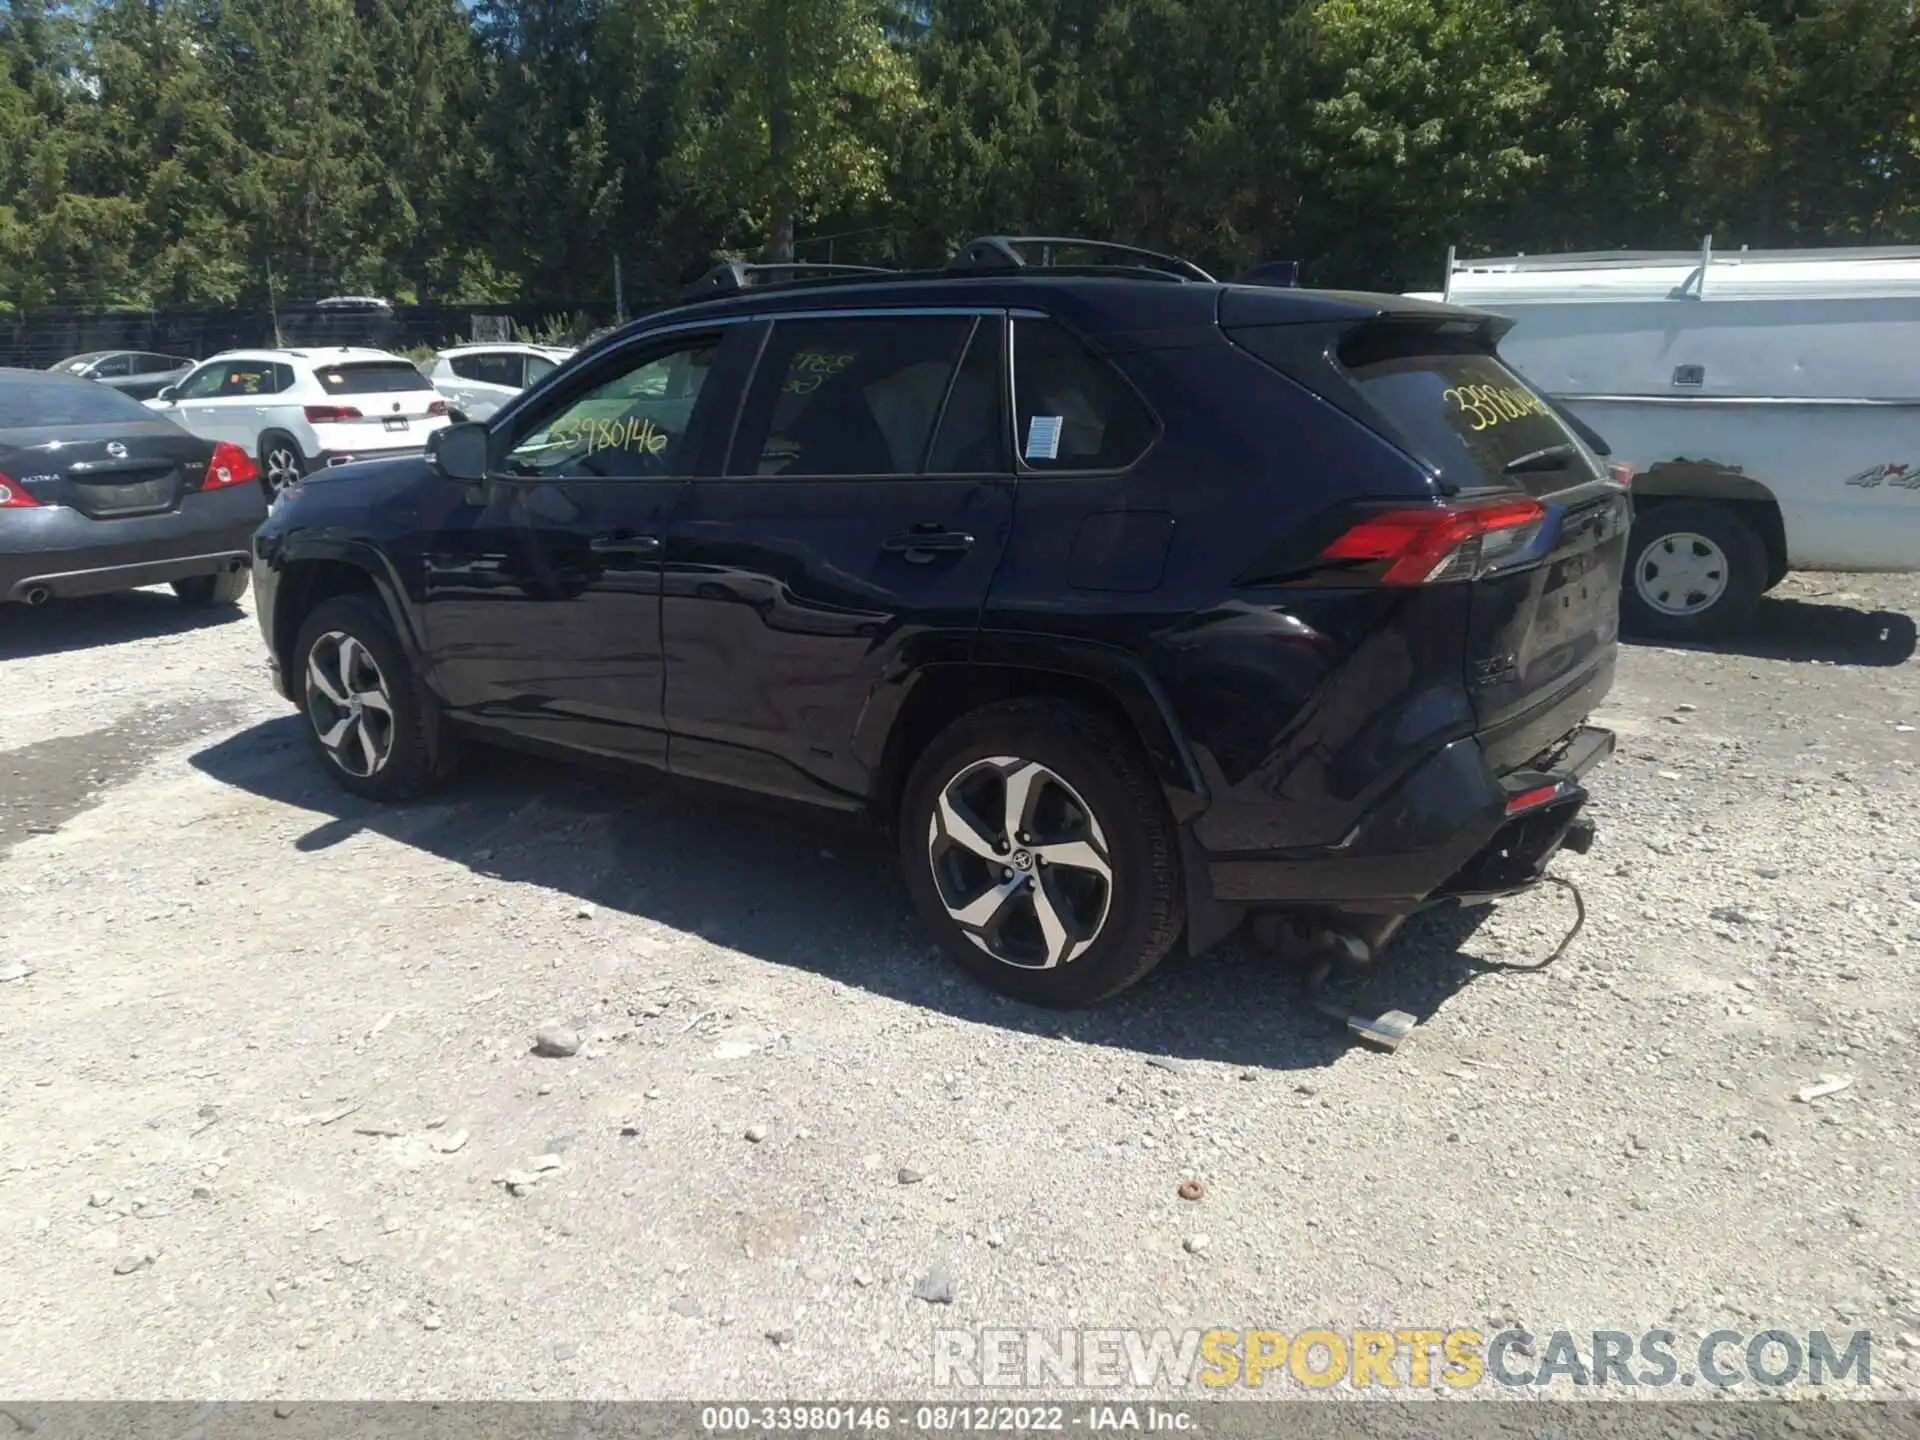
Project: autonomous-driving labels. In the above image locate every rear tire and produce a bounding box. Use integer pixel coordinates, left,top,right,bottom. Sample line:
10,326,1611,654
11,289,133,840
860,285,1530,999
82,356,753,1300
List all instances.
899,699,1183,1007
259,432,307,499
1621,499,1766,643
293,593,458,801
171,568,250,607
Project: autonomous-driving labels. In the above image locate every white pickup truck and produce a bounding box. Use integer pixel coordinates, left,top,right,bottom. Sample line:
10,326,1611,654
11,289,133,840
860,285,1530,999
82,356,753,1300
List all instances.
1410,242,1920,639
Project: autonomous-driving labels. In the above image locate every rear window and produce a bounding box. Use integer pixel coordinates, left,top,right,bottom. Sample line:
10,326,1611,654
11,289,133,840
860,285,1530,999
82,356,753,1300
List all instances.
1343,348,1597,492
316,361,433,395
0,375,161,428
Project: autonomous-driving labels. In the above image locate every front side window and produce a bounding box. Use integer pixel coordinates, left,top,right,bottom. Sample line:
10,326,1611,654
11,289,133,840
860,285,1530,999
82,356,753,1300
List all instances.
173,363,230,399
90,354,132,378
729,316,973,478
1012,319,1157,472
503,335,719,479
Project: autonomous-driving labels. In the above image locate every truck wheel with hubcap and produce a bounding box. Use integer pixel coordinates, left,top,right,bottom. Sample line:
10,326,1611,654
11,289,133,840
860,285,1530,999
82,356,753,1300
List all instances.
899,699,1184,1007
293,593,458,801
1621,499,1767,643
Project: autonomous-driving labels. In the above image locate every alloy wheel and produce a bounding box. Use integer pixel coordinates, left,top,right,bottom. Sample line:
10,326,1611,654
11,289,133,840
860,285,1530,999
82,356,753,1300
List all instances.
264,446,302,495
926,756,1114,970
305,631,396,778
1634,531,1730,617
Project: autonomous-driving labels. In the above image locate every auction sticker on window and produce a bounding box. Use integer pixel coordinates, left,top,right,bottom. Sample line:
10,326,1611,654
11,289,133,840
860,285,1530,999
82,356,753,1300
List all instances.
1025,415,1063,462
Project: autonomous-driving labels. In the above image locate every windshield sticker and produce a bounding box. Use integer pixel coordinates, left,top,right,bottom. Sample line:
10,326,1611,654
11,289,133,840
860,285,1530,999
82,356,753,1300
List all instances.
1443,384,1551,433
546,414,670,458
1025,415,1064,462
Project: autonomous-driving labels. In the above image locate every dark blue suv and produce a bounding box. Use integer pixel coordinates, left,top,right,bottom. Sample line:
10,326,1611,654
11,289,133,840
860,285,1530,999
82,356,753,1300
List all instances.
252,238,1628,1007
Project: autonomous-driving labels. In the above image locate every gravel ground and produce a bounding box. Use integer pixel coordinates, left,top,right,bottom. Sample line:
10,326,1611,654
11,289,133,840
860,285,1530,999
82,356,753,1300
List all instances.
1,573,1917,1401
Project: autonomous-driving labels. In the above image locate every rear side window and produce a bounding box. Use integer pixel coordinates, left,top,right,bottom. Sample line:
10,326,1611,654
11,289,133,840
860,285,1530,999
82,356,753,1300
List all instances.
0,375,160,427
729,316,973,477
1342,346,1597,493
317,361,433,395
1012,319,1156,471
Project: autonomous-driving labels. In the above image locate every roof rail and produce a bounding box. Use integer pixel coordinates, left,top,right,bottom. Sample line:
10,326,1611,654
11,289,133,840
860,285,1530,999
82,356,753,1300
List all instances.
684,260,897,297
952,236,1216,283
1447,241,1920,273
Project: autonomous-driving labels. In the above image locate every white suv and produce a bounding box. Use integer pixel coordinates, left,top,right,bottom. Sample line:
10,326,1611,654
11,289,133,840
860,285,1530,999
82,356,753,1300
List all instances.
424,343,571,421
146,347,450,497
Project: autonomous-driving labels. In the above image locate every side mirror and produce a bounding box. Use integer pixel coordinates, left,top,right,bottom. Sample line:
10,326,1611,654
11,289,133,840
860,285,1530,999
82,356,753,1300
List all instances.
428,421,489,483
155,386,178,402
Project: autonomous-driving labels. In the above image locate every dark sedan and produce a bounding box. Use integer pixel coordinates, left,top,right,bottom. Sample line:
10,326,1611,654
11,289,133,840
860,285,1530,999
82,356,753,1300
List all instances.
1,369,264,607
50,350,197,402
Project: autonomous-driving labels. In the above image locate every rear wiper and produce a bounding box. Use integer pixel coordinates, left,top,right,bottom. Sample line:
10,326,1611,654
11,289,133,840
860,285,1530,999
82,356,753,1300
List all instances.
1503,443,1577,476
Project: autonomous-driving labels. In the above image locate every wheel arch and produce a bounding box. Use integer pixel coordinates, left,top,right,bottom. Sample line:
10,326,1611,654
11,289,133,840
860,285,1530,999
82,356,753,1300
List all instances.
256,425,305,459
1630,461,1789,588
271,542,424,687
860,641,1241,958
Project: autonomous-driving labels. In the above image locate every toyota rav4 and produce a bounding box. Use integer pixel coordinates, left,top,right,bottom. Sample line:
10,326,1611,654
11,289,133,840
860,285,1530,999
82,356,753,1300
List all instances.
250,237,1628,1007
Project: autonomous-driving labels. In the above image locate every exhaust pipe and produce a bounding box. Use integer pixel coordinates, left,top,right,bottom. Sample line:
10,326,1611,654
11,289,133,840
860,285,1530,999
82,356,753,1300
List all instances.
22,585,51,607
1252,913,1418,1052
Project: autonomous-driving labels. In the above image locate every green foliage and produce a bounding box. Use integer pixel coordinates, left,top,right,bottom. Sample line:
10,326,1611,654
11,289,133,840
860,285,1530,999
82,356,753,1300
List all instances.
3,0,1920,309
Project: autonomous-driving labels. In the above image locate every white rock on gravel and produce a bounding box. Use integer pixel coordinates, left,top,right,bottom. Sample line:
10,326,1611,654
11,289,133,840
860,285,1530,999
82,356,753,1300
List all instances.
532,1025,582,1058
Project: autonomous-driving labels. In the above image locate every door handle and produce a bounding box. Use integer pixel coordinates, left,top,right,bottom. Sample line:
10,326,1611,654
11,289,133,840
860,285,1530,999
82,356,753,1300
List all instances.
589,533,662,555
881,527,974,558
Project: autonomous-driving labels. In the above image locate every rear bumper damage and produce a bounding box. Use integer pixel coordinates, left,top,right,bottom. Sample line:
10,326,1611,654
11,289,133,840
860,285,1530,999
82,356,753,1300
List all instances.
1206,723,1614,915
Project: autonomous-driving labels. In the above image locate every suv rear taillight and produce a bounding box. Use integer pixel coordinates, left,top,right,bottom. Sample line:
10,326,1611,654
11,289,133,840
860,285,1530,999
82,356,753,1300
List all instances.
0,474,41,508
427,399,448,417
1606,462,1633,488
1321,497,1547,586
304,405,363,423
203,442,260,491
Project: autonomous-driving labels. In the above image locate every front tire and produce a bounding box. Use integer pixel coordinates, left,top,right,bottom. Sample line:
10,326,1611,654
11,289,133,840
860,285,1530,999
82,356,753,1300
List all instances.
1620,500,1767,643
899,699,1183,1007
293,593,457,801
171,568,249,607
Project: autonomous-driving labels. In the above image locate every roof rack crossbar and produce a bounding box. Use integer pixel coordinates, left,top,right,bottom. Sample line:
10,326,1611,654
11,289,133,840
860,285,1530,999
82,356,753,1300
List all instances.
685,260,898,297
953,236,1216,283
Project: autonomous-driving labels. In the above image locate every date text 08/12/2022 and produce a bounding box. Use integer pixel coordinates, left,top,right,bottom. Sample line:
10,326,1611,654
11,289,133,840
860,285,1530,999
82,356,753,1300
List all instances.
700,1406,1192,1434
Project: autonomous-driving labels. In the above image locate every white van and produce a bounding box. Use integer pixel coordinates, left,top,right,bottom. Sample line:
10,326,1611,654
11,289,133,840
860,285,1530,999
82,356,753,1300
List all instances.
1410,242,1920,639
